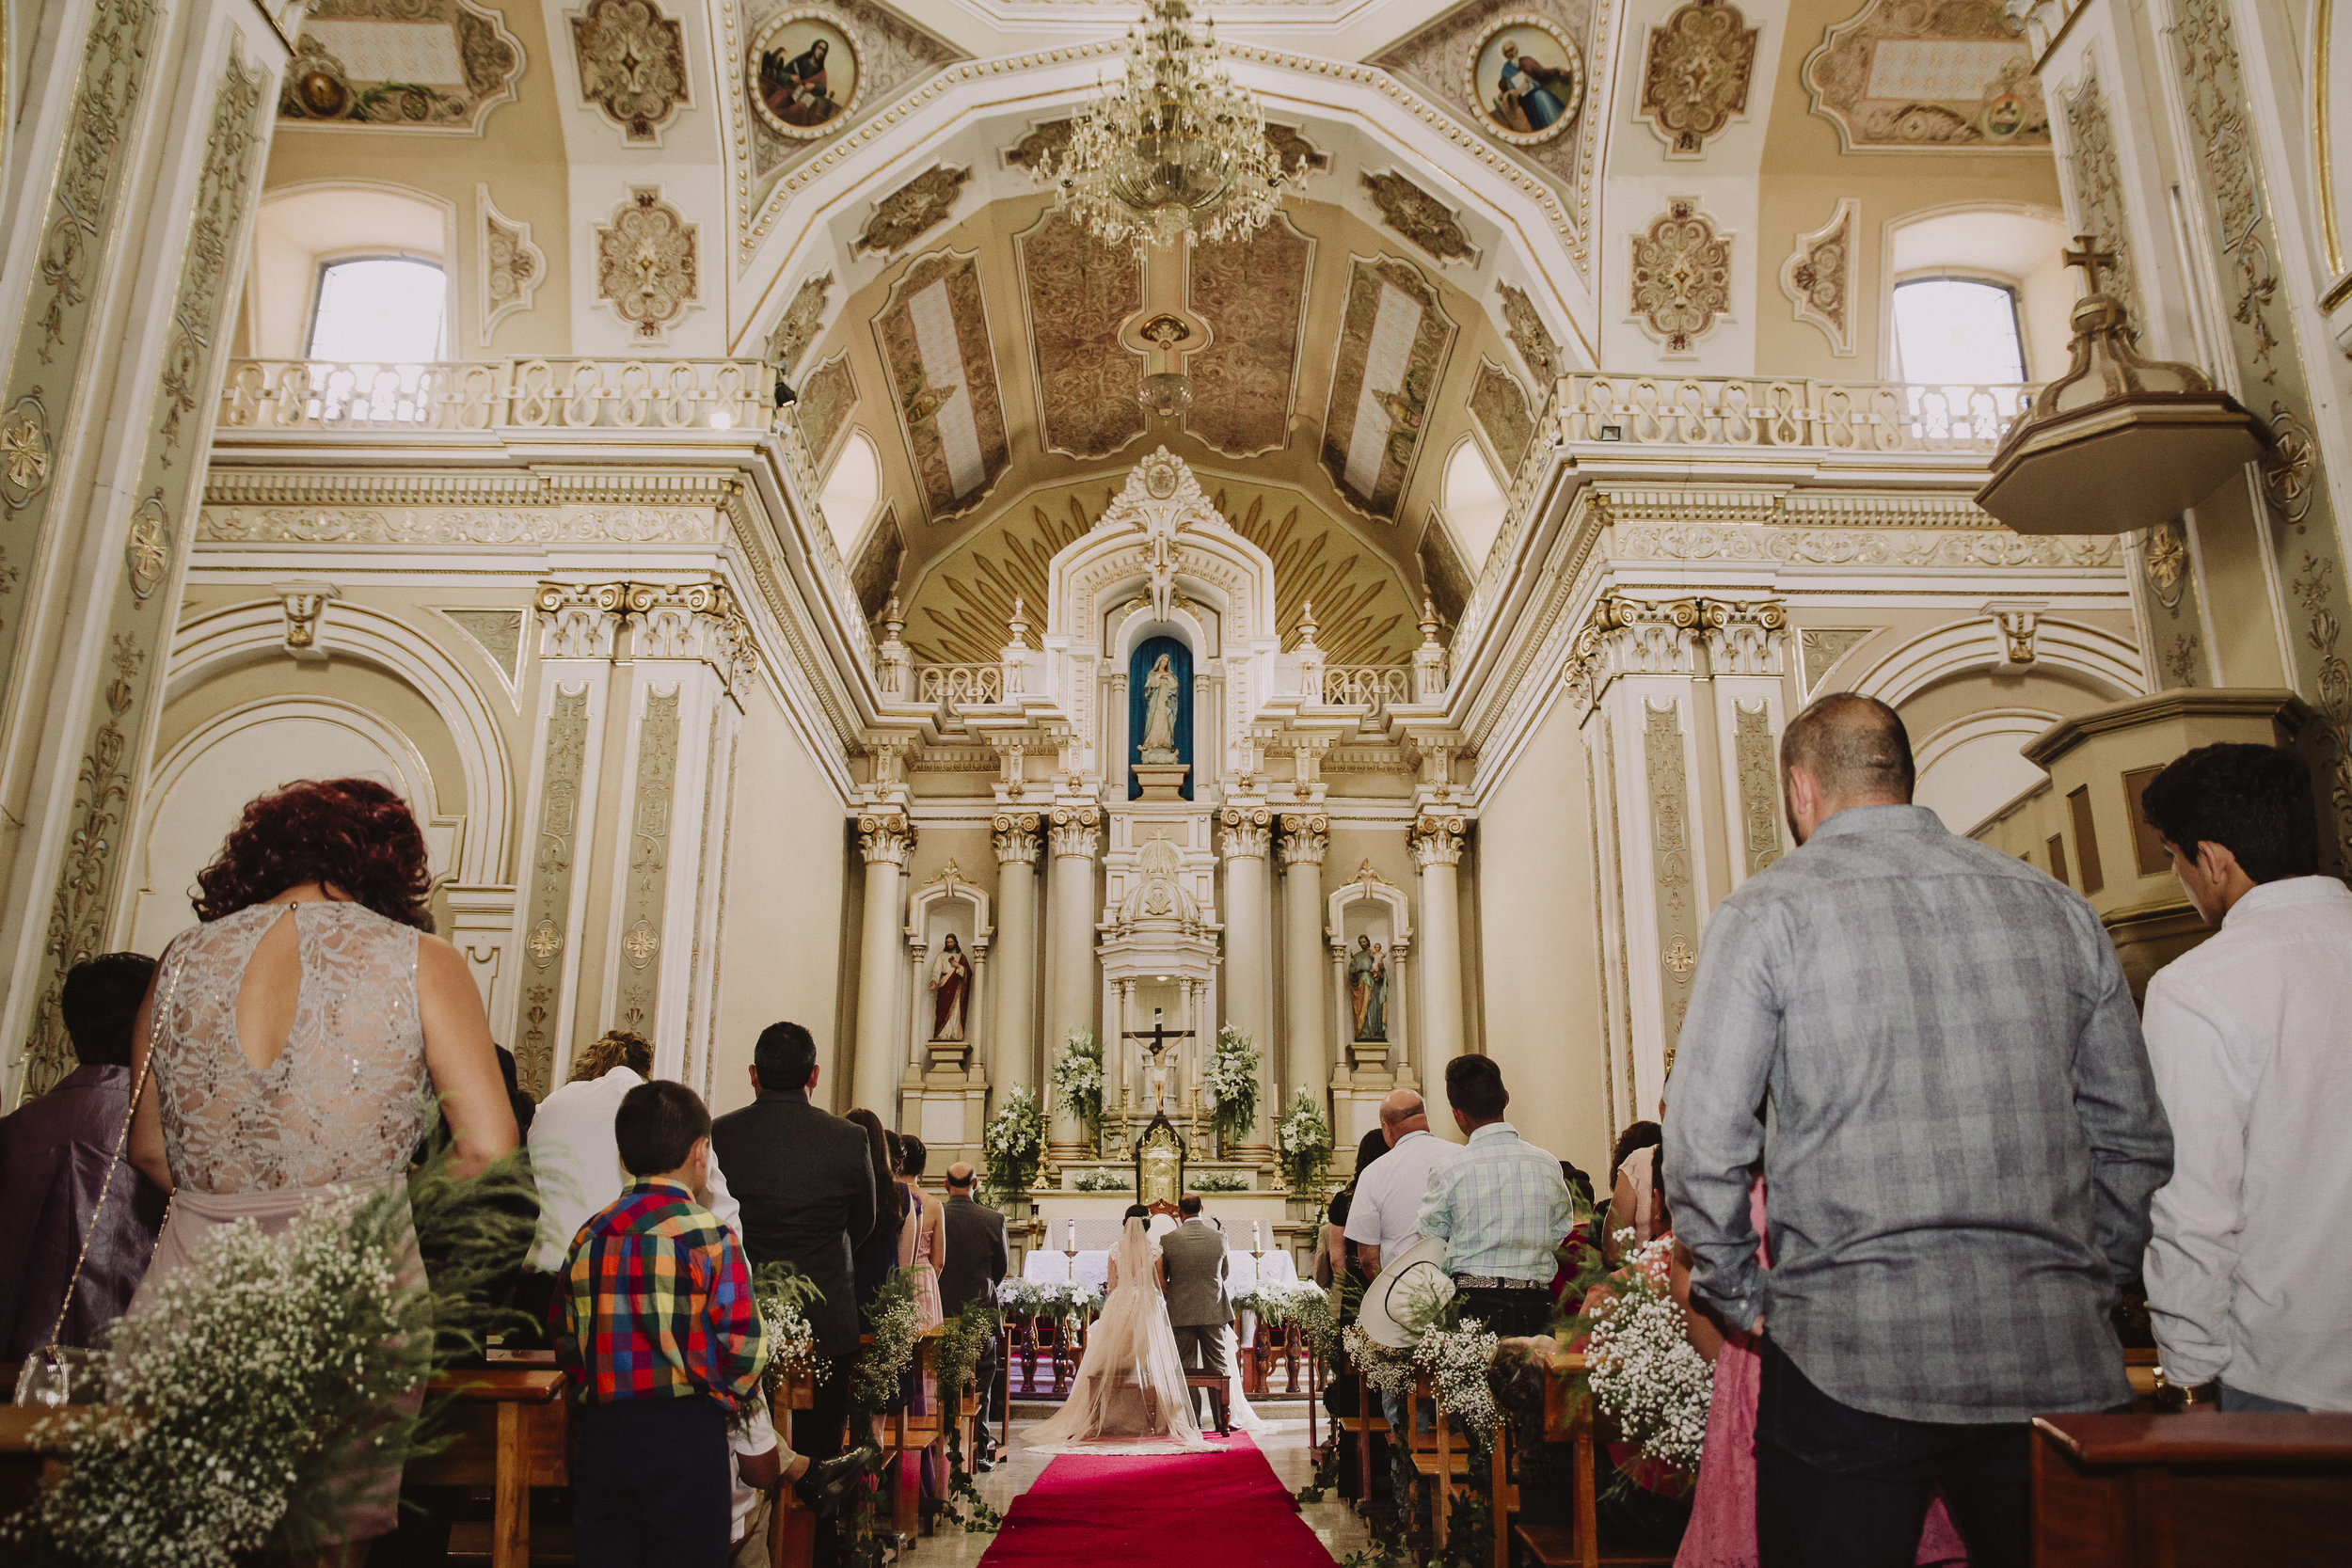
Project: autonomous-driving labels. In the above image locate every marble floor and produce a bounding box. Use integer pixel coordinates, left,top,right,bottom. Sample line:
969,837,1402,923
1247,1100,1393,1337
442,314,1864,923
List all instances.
890,1402,1375,1566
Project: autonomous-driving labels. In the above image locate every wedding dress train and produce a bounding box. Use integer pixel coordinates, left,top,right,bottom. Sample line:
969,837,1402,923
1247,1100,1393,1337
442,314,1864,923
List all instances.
1022,1218,1215,1455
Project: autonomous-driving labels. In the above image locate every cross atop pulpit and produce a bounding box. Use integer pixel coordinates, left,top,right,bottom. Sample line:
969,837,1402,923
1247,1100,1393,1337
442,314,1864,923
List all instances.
2063,234,2119,297
1121,1007,1193,1117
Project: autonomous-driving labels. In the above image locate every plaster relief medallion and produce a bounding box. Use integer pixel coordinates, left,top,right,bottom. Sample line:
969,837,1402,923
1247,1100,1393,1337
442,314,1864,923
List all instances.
1418,512,1475,627
527,918,563,963
1462,14,1584,146
1,395,54,508
1320,256,1455,521
1639,0,1759,156
1630,198,1730,356
1469,357,1534,473
123,492,169,601
1360,168,1480,265
278,0,524,133
1778,197,1857,356
2144,520,2189,609
855,163,972,257
1801,0,2049,152
794,352,857,469
748,8,860,139
850,503,903,621
595,187,699,340
1497,280,1561,383
569,0,690,144
479,186,545,345
765,271,833,372
872,248,1010,521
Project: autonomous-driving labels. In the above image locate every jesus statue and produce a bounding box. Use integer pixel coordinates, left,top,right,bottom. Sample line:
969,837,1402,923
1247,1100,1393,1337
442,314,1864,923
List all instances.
1137,652,1182,763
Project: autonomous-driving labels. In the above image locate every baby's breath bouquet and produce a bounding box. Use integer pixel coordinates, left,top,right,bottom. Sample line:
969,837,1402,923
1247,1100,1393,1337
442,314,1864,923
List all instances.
1582,1231,1712,1474
752,1261,827,1404
1342,1323,1415,1401
1414,1320,1503,1445
981,1087,1046,1204
6,1184,431,1567
1049,1029,1105,1139
851,1270,924,1417
1073,1167,1130,1193
1203,1024,1261,1146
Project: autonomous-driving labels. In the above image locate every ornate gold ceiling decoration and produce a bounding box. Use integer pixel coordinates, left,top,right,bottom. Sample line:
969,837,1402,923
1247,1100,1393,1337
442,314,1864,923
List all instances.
1778,197,1857,356
1458,12,1585,145
1802,0,2048,152
595,187,699,340
2058,69,2140,334
796,352,857,469
1417,512,1474,629
278,0,523,132
850,503,903,620
1361,169,1480,265
1629,198,1730,356
1184,213,1314,459
1319,256,1455,521
1497,280,1562,382
738,0,964,201
570,0,690,144
900,480,1415,667
1469,358,1534,474
873,248,1010,522
853,164,971,257
479,187,544,345
1015,211,1148,460
765,271,833,372
1638,0,1758,155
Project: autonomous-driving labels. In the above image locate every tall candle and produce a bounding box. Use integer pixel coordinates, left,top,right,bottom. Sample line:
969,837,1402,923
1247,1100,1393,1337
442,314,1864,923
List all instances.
1252,1220,1263,1252
1065,1218,1077,1252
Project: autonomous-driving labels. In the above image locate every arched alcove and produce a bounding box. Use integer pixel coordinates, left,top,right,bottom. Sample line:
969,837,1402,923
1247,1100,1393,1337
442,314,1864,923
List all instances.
245,182,455,360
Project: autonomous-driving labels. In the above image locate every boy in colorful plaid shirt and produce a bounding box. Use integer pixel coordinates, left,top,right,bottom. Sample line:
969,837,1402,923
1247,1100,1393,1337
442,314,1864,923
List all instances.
553,1079,772,1567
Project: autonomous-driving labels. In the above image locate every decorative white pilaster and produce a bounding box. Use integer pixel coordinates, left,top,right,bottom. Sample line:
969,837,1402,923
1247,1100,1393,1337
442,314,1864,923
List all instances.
1409,815,1468,1106
991,812,1041,1095
1218,804,1275,1157
1705,601,1791,894
852,813,916,1115
1277,812,1329,1116
1044,804,1100,1159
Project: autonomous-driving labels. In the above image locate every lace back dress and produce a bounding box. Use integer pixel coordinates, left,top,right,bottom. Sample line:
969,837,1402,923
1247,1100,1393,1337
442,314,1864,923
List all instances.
128,899,432,1544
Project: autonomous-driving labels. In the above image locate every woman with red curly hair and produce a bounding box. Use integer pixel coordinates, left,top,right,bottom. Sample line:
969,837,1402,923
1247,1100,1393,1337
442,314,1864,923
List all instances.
123,777,518,1553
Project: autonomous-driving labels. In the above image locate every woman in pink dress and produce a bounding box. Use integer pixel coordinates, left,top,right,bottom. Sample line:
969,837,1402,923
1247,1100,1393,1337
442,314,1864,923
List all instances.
1672,1180,1966,1568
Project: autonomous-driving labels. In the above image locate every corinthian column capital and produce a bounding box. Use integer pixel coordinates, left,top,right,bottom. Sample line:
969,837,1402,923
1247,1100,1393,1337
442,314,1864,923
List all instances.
1409,815,1467,869
857,812,916,867
1047,805,1101,859
1277,812,1328,866
1218,805,1272,860
993,812,1041,865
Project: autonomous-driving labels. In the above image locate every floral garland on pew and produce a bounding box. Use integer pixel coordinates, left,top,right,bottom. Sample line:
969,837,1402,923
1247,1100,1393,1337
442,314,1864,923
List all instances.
927,1296,1006,1533
750,1261,829,1406
1571,1231,1711,1475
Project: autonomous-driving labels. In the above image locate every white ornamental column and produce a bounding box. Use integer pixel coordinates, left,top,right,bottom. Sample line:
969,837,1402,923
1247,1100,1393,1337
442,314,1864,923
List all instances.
852,813,916,1116
1278,813,1330,1105
1410,815,1469,1110
1218,805,1276,1159
1044,805,1101,1160
991,813,1041,1096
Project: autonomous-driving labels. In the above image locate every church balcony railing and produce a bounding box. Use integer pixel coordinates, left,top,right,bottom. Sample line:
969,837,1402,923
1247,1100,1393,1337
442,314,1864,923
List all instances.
212,356,877,683
914,663,1006,708
1541,374,2033,454
1321,666,1412,711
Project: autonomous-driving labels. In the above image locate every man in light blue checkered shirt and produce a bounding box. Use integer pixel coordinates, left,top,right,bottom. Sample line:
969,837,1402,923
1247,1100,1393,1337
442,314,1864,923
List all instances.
1417,1055,1578,1336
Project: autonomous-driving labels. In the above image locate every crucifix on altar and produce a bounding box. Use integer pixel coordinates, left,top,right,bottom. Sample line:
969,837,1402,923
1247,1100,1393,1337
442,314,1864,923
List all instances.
1121,1007,1194,1118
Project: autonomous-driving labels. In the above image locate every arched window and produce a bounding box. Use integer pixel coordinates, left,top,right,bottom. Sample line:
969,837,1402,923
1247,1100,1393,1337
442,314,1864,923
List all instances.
818,430,882,556
307,257,448,363
1441,438,1509,569
1889,277,2026,386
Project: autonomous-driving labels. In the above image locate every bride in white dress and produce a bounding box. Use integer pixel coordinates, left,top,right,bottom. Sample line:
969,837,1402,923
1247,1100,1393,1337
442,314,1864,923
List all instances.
1023,1212,1216,1454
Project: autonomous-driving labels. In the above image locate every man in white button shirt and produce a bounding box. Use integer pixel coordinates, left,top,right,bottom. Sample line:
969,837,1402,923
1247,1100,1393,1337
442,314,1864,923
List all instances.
2139,744,2352,1413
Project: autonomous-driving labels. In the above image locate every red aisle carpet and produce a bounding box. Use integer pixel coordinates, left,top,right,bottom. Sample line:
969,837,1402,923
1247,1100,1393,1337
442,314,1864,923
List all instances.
977,1434,1338,1568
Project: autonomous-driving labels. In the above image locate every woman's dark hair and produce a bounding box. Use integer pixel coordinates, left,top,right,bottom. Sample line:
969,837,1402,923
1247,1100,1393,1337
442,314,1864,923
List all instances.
900,1133,929,1179
2139,742,2319,884
1354,1127,1389,1178
1123,1203,1150,1222
884,1129,906,1176
194,778,434,930
844,1108,897,1247
1610,1120,1663,1183
1561,1160,1595,1209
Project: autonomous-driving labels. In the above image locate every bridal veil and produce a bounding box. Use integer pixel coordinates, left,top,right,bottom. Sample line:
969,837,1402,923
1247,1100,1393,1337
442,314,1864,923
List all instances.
1022,1217,1214,1454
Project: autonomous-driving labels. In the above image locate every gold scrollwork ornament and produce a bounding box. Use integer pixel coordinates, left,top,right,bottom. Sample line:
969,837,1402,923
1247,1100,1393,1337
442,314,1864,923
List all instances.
124,492,170,600
1,395,54,508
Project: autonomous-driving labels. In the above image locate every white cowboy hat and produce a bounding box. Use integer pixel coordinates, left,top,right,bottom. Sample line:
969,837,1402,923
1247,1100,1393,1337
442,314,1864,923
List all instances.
1357,1234,1455,1349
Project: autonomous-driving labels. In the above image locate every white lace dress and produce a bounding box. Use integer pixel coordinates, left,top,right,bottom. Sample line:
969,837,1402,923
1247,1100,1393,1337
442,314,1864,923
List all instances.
1021,1218,1216,1455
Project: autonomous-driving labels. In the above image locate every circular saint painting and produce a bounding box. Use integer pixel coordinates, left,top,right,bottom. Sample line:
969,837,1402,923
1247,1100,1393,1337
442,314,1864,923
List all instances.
749,9,862,139
1464,15,1585,146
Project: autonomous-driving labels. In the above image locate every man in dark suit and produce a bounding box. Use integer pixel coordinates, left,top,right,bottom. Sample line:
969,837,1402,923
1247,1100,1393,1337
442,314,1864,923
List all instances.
709,1020,876,1558
936,1160,1009,1465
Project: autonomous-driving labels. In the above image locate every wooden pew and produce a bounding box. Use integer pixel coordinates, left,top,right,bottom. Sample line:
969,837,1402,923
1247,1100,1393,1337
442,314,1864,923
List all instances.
408,1365,570,1568
0,1402,83,1527
1338,1367,1392,1514
2031,1410,2352,1566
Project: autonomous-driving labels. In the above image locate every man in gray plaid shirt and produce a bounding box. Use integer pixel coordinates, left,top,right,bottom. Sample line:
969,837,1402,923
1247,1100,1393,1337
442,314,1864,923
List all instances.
1666,693,2171,1568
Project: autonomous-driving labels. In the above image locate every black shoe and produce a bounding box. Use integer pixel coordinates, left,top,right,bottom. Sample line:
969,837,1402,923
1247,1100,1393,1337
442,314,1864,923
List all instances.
972,1454,996,1474
794,1447,879,1518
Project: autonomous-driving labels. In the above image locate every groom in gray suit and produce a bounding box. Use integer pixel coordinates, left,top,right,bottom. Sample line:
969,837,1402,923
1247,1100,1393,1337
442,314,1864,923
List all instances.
1159,1195,1233,1424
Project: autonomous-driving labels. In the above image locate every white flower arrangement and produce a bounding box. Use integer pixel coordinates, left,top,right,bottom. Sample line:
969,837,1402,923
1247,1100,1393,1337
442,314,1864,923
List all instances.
981,1086,1047,1202
1073,1167,1131,1192
1414,1320,1503,1443
1275,1090,1333,1195
1190,1169,1250,1192
5,1184,430,1567
752,1262,827,1401
1342,1323,1416,1401
1202,1024,1261,1144
1049,1029,1105,1137
1583,1231,1713,1474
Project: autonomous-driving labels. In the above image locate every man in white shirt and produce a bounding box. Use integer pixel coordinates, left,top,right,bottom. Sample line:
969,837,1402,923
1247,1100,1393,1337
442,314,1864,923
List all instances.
2138,743,2352,1413
1343,1088,1464,1273
529,1030,740,1271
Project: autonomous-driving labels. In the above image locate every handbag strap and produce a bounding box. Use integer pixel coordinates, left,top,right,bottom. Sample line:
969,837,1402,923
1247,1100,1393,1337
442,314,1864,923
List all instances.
40,947,184,1352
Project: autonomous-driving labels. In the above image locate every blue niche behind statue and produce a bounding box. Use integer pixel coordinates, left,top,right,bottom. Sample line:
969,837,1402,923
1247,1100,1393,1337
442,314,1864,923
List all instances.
1128,635,1192,800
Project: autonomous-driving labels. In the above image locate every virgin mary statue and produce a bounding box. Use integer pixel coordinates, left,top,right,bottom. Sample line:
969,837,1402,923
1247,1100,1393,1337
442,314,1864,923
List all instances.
1137,653,1182,763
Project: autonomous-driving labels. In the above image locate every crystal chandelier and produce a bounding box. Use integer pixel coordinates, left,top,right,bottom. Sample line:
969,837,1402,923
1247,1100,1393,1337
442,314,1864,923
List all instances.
1039,0,1296,256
